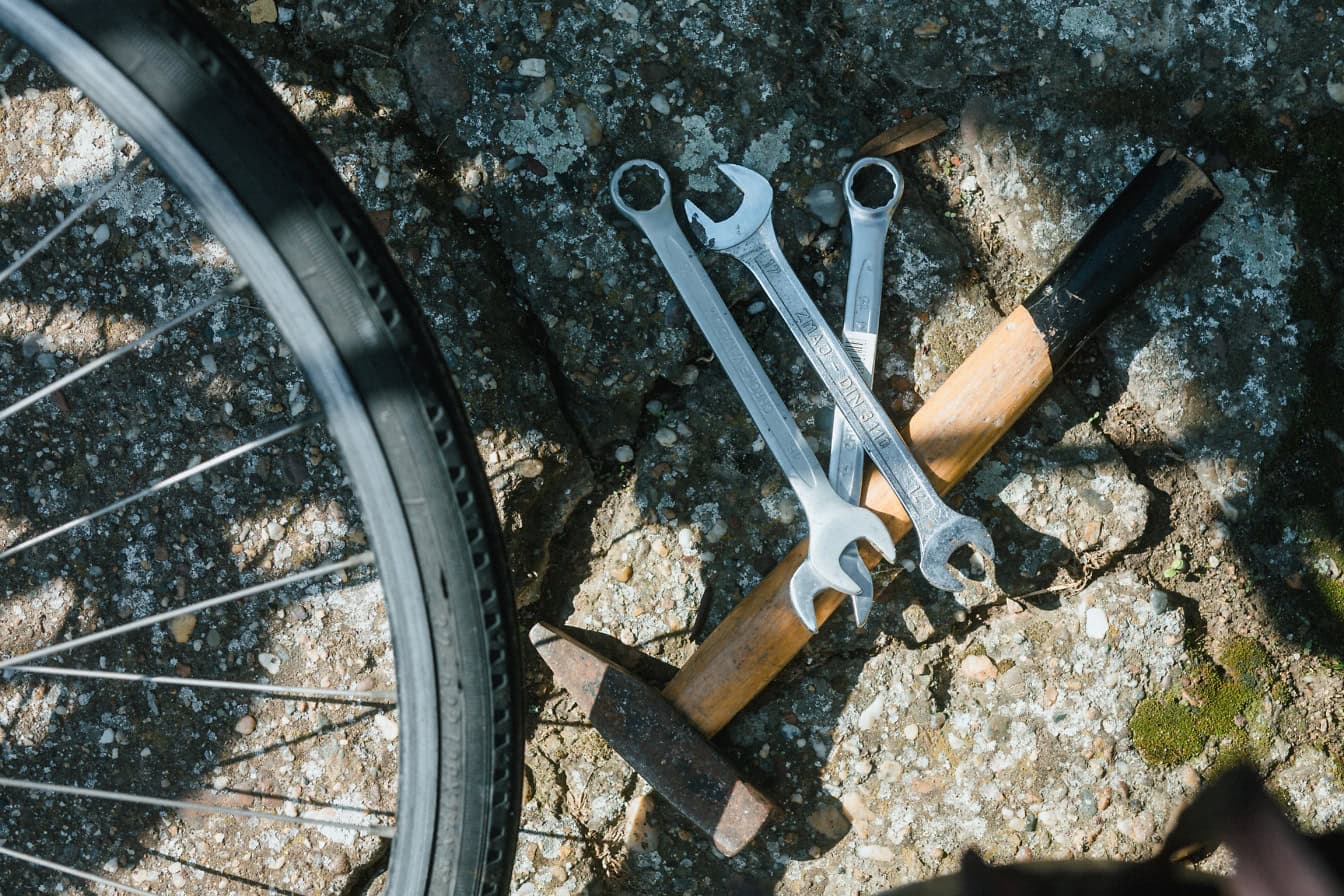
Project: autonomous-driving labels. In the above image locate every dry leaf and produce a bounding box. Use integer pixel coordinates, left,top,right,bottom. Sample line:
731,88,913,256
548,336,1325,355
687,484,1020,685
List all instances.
858,113,949,157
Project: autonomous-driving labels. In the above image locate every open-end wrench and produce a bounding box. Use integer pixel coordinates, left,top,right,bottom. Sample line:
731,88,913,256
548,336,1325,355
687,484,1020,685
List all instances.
788,158,904,629
610,160,896,610
685,162,994,596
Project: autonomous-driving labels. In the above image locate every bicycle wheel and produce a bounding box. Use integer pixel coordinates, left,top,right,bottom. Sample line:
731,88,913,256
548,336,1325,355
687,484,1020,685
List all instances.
0,1,520,894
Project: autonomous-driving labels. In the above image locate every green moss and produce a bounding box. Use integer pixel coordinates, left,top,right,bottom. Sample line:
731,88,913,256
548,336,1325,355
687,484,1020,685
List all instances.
1131,695,1204,765
1130,661,1260,768
1219,636,1269,686
1300,510,1344,627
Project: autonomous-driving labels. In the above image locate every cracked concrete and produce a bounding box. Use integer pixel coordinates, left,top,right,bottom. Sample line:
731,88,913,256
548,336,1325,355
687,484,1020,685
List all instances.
6,0,1341,893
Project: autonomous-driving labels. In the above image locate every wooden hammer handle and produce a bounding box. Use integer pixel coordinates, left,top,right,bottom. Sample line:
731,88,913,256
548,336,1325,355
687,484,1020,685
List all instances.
663,149,1223,738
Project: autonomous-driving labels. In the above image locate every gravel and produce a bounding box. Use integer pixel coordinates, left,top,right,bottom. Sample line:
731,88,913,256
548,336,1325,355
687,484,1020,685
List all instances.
5,0,1344,893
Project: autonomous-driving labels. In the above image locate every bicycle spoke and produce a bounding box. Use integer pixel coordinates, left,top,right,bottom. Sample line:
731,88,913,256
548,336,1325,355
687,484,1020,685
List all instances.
0,551,373,668
0,777,397,838
0,282,242,423
0,151,147,285
6,664,396,703
0,416,316,561
0,844,155,896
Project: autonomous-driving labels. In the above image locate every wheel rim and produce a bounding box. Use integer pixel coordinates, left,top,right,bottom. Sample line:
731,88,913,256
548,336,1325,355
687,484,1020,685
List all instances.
0,2,440,892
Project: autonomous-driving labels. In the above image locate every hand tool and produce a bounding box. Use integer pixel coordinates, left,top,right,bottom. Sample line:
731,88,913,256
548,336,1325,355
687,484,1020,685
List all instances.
788,157,904,631
541,149,1221,854
610,159,895,603
685,162,995,599
530,623,774,856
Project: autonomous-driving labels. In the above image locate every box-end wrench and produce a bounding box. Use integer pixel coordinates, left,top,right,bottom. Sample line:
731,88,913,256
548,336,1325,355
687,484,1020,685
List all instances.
685,163,994,595
787,158,904,629
610,160,896,608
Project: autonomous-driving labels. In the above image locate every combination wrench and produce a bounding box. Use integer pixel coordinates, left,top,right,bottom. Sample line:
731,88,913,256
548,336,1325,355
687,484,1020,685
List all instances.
787,158,903,629
610,159,896,607
685,163,994,596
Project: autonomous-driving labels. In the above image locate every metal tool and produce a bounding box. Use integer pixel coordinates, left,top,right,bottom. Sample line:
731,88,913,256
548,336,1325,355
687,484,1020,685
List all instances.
530,623,774,856
536,150,1222,858
787,158,904,630
610,159,895,603
685,162,995,597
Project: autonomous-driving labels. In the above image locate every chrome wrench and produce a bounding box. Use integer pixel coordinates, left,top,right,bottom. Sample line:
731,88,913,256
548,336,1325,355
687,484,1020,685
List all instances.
610,160,896,609
788,158,904,628
685,163,994,596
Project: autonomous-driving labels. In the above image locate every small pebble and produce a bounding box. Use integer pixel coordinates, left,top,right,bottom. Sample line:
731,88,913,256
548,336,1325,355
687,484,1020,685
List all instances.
92,223,110,245
959,175,978,193
804,182,844,228
857,844,895,863
517,58,547,78
857,696,884,731
99,727,115,745
622,793,659,852
1086,607,1109,639
266,521,285,541
902,723,918,741
258,653,282,675
234,715,257,735
611,1,639,24
168,613,197,644
650,94,671,115
574,103,603,147
960,654,998,683
1150,589,1170,612
245,0,277,23
1329,74,1344,105
807,804,850,839
654,427,677,447
374,715,399,741
614,565,633,583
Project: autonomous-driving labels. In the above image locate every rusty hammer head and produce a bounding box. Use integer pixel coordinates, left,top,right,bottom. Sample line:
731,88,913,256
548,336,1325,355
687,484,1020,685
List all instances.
529,623,774,856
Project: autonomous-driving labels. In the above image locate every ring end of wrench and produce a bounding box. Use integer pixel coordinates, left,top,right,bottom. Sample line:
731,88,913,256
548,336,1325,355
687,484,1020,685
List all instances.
843,156,905,219
610,159,672,221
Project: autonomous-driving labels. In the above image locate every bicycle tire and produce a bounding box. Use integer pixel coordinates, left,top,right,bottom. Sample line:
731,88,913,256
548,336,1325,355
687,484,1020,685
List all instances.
0,1,522,894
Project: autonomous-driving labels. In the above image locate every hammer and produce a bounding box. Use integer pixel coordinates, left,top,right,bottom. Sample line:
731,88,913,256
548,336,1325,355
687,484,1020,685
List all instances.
532,149,1223,855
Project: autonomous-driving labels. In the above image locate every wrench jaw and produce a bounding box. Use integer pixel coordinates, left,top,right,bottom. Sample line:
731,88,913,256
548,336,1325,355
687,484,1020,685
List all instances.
787,497,894,632
787,563,834,634
682,163,774,251
839,546,875,628
787,546,876,634
917,515,997,594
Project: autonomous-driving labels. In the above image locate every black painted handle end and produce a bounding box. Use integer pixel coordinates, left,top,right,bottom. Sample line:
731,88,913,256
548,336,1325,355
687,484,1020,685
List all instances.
1024,149,1223,364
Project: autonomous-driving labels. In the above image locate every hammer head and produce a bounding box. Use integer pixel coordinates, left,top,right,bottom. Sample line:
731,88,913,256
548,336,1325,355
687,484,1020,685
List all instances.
683,163,773,250
529,623,775,856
